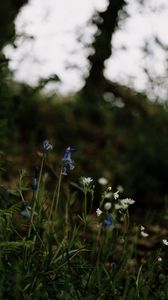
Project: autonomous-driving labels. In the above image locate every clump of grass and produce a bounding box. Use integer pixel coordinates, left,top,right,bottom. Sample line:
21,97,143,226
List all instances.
0,140,167,300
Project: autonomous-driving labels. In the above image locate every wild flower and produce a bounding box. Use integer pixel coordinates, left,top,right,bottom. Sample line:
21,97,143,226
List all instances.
114,190,119,200
32,177,38,192
101,213,113,235
61,146,75,175
115,198,135,210
141,231,149,237
32,167,39,192
104,202,112,211
158,257,162,262
96,208,103,216
20,201,31,219
81,177,93,186
140,225,149,237
162,239,168,246
117,185,124,193
121,198,135,205
98,177,108,185
43,139,53,151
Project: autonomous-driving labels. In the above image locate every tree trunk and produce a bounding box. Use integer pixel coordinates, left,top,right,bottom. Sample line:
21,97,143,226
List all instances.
83,0,126,103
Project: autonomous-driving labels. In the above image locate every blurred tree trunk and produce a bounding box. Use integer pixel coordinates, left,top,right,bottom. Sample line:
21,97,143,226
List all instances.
0,0,28,150
83,0,126,104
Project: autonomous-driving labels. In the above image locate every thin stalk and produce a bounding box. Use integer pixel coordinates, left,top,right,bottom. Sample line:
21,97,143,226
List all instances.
84,190,87,217
49,175,58,220
54,170,62,215
19,190,25,204
37,153,46,201
64,200,69,241
89,190,94,214
136,263,144,298
99,194,106,209
27,192,36,238
28,153,45,238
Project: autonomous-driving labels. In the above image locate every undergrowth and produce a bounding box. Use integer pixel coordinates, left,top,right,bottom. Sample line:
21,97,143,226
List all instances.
0,140,168,300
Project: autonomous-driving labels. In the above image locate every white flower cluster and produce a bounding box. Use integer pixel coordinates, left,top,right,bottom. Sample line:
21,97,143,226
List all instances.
114,198,135,210
81,177,93,186
140,225,149,237
162,239,168,246
98,177,108,185
96,186,134,217
96,208,103,216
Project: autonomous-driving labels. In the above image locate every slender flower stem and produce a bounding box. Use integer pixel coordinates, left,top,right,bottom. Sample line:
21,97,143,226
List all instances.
99,194,105,209
49,167,62,220
37,153,46,201
55,170,62,215
49,174,59,219
27,192,36,238
136,263,144,298
28,153,45,238
84,190,87,217
64,200,69,241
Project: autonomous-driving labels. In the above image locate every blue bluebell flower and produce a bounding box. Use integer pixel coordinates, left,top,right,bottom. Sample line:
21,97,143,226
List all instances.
61,146,75,175
101,213,113,235
43,139,53,151
32,166,39,192
32,177,38,192
20,201,31,219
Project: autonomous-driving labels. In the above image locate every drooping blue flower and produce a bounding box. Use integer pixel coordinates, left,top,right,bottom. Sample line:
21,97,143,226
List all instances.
43,139,53,151
20,201,31,219
32,177,38,192
101,213,113,235
32,166,39,192
61,146,75,175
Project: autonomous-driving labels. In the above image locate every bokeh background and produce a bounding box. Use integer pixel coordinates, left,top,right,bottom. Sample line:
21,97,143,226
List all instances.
1,0,168,221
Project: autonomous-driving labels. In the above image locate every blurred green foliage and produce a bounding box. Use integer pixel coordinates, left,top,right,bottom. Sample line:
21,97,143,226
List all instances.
4,87,166,209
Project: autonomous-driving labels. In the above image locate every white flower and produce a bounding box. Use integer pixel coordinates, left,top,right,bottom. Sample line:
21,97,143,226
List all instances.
114,198,135,210
107,186,112,191
96,208,103,217
114,191,119,200
98,177,108,185
81,177,93,186
140,225,145,231
162,239,168,246
117,185,124,193
104,202,112,211
141,231,149,237
158,257,162,262
121,198,135,205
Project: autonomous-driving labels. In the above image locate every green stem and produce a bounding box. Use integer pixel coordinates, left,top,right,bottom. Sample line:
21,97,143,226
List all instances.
37,153,46,201
84,190,87,217
49,167,62,220
27,153,45,238
49,175,58,220
27,192,36,238
136,263,144,298
55,170,62,215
